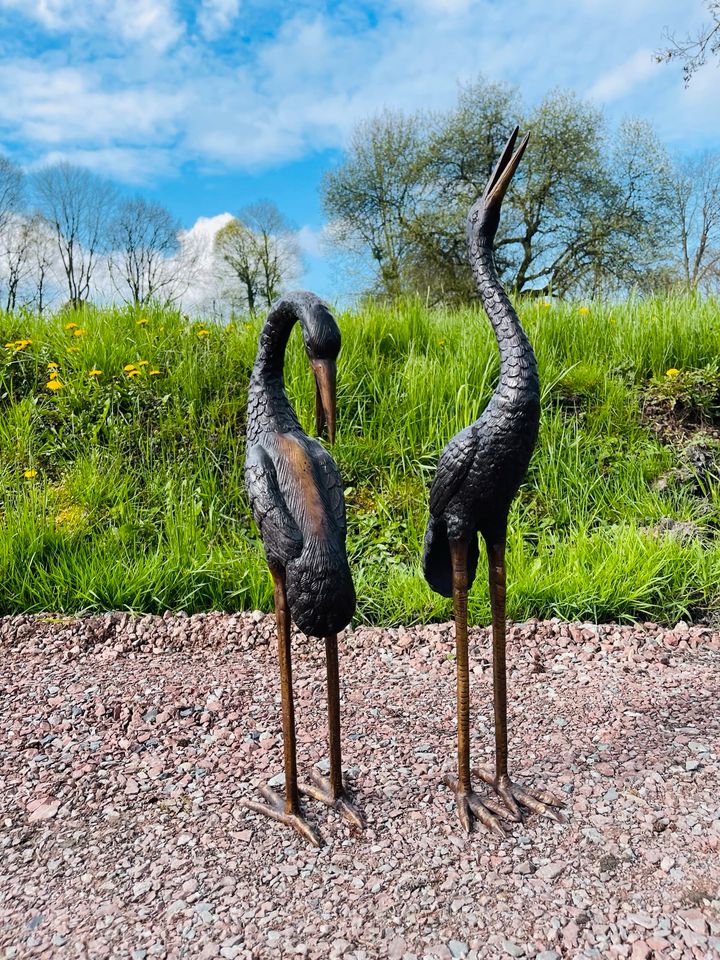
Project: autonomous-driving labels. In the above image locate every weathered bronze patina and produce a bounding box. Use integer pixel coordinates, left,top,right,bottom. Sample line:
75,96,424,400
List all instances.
423,129,566,835
243,292,362,847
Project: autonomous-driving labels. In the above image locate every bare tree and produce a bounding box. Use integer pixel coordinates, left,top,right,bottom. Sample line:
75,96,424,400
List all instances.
669,152,720,290
27,215,57,314
2,216,33,311
656,1,720,84
0,156,24,237
33,162,116,307
0,214,58,313
214,201,301,312
108,196,182,305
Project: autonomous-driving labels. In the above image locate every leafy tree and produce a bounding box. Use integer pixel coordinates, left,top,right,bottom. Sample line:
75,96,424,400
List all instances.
322,110,427,300
324,83,677,301
214,201,300,313
402,79,522,302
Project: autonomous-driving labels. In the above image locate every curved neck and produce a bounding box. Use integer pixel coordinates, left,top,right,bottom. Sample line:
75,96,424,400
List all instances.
248,301,303,438
468,234,539,403
255,299,301,377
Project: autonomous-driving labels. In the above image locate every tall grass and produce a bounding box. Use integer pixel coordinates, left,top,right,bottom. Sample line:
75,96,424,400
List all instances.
0,294,718,624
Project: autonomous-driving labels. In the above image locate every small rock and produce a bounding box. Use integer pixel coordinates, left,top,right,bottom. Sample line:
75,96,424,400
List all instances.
28,799,59,822
387,936,407,959
535,862,565,880
448,942,468,959
502,941,525,957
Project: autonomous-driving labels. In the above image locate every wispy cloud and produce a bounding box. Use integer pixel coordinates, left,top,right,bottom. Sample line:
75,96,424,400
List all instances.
588,49,659,102
0,0,717,185
197,0,241,39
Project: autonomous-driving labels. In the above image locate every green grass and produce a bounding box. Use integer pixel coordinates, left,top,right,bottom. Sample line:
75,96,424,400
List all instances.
0,295,719,624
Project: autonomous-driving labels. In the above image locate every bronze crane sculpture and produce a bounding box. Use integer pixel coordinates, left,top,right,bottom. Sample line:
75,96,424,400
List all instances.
423,129,565,835
243,291,362,847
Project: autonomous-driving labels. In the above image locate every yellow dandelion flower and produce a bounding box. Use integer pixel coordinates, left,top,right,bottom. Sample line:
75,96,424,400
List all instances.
49,371,59,380
73,328,85,337
88,369,102,377
65,322,78,329
46,380,64,391
123,363,136,372
47,362,59,369
14,339,30,349
197,329,209,337
149,369,161,376
126,369,140,377
541,300,551,308
666,368,680,377
138,359,149,366
23,469,37,479
578,306,590,314
136,318,148,326
4,342,15,349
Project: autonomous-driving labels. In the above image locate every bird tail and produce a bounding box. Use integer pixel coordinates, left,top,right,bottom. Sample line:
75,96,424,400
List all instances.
422,515,480,599
285,541,356,637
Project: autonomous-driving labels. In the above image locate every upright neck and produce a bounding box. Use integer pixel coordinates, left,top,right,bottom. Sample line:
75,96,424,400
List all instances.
468,234,539,406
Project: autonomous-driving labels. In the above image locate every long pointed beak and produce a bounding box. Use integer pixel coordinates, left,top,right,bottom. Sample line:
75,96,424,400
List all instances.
311,359,337,444
486,129,530,207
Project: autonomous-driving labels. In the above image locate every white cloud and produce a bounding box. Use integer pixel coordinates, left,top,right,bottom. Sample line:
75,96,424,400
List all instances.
0,0,717,185
0,0,183,51
588,49,659,102
197,0,241,39
176,213,233,316
296,224,325,259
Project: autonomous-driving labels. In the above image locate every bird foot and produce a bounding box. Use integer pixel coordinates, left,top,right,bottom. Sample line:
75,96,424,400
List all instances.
298,769,364,829
443,775,506,837
241,785,323,847
474,767,566,823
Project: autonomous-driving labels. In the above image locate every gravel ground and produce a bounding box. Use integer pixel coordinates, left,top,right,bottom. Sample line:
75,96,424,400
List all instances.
1,612,719,960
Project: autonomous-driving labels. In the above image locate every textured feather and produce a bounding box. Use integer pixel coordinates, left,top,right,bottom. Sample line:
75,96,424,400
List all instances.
428,426,477,518
244,292,355,637
245,443,303,569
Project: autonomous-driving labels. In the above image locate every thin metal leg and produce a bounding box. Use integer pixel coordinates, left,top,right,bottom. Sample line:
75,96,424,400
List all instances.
325,634,343,799
298,634,364,829
241,568,323,847
450,539,471,794
487,540,509,781
473,538,566,825
443,537,505,836
274,570,299,815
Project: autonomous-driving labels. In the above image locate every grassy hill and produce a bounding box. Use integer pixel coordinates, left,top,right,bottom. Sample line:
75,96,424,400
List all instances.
0,296,718,624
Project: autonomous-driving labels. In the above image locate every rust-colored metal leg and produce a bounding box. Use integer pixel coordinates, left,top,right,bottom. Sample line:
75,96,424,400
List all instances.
242,569,323,847
475,540,565,824
299,635,364,829
443,538,505,837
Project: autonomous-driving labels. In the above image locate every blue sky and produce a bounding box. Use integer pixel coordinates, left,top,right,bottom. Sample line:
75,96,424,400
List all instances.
0,0,717,299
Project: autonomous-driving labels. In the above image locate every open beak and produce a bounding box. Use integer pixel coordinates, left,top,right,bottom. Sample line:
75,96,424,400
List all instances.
311,358,337,444
485,125,530,207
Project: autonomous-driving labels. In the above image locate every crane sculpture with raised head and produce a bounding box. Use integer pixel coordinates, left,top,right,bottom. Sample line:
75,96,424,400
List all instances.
423,129,565,836
243,291,362,847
